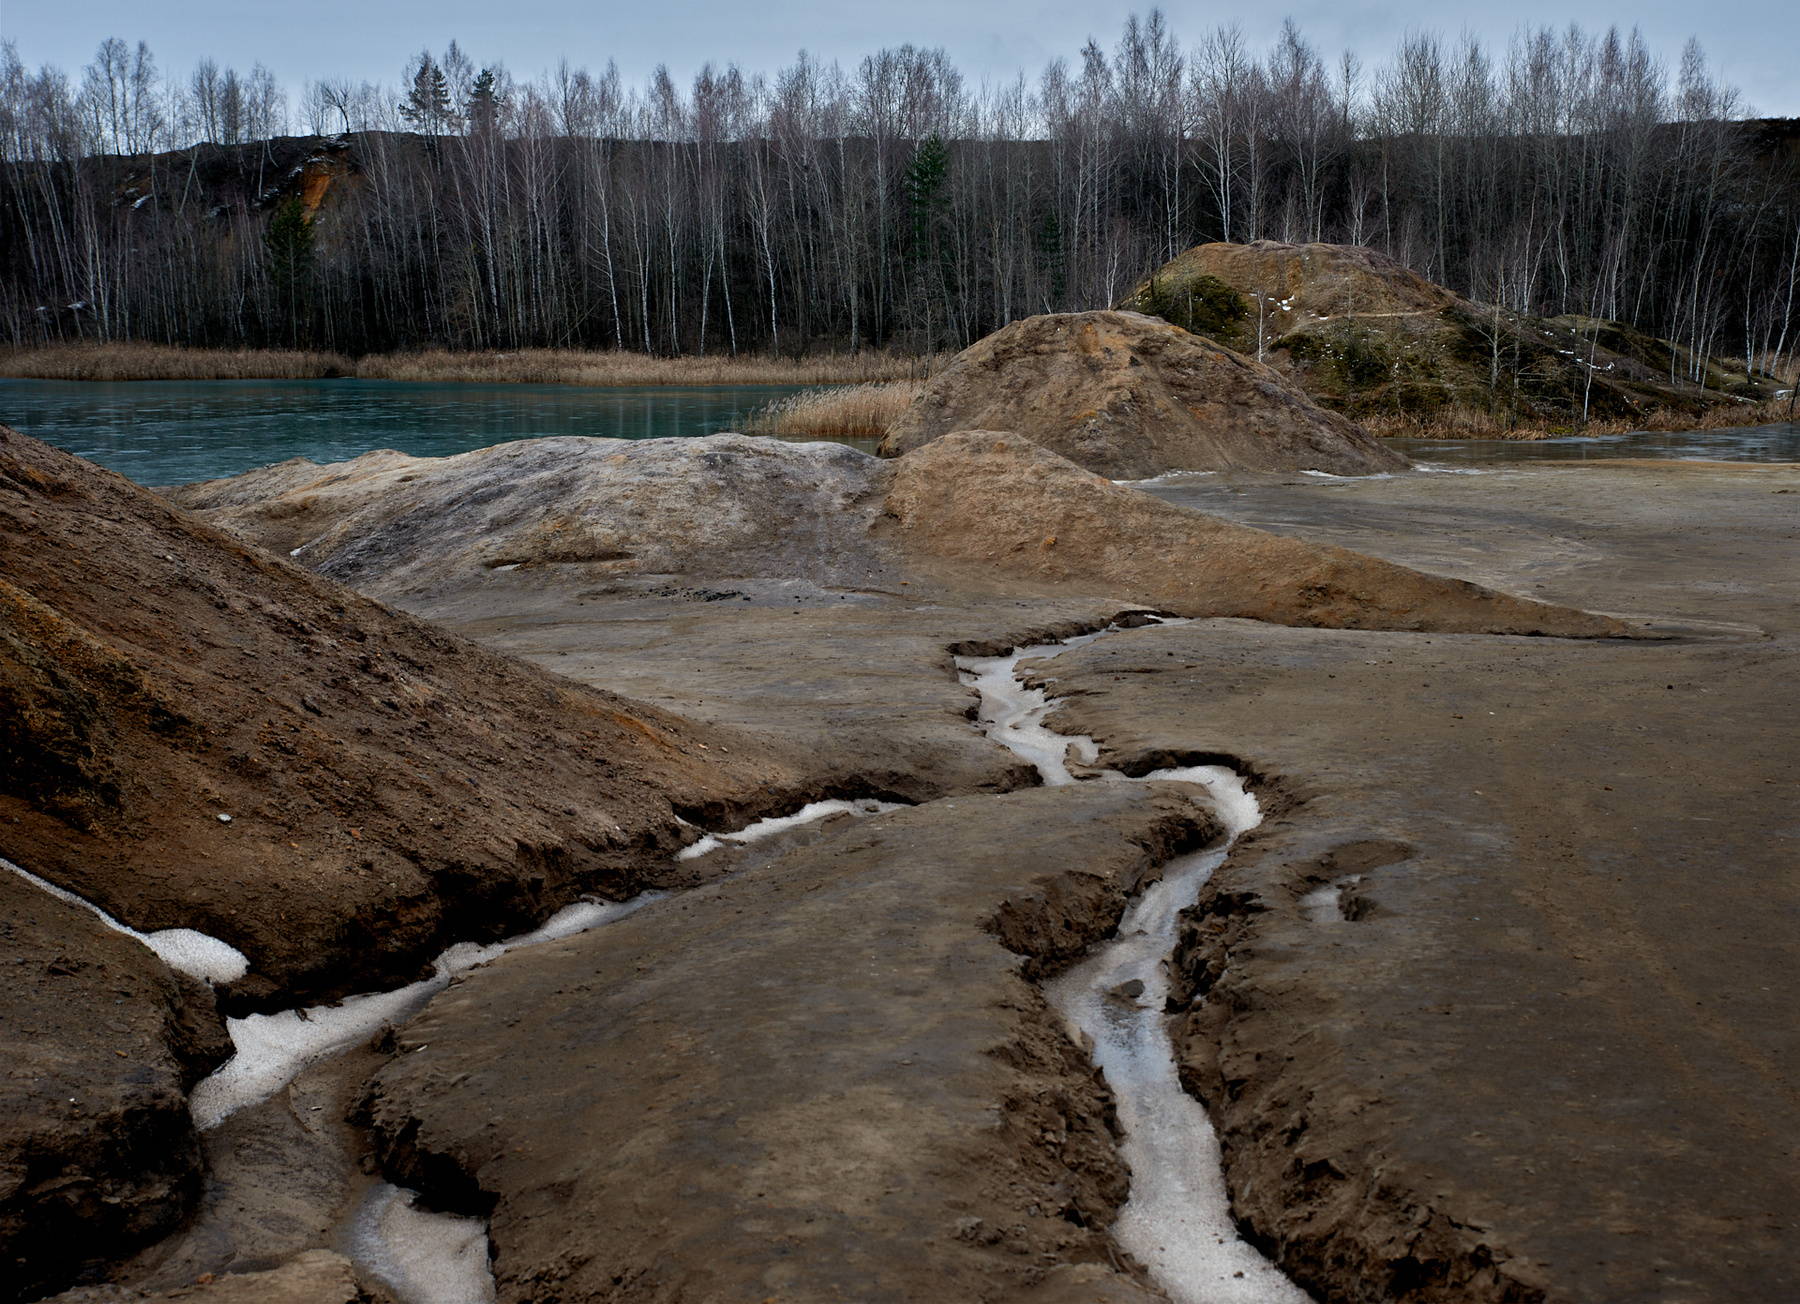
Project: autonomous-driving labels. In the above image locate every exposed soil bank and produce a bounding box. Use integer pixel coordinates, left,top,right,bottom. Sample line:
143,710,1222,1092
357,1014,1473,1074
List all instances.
0,426,814,1016
0,424,829,1299
1039,460,1800,1303
0,871,232,1300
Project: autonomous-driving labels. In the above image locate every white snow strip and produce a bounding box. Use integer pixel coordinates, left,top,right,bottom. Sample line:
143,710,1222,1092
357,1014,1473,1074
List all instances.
3,855,248,985
676,798,907,860
961,623,1308,1303
189,894,654,1130
1110,470,1218,485
346,1182,495,1304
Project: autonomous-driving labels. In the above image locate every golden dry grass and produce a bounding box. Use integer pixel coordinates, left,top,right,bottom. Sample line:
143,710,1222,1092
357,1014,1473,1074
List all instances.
0,342,937,387
1361,397,1799,441
354,347,940,386
0,341,354,381
741,380,927,438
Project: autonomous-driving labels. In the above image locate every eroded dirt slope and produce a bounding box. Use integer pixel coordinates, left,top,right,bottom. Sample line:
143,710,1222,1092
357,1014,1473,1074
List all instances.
0,425,812,1012
887,433,1626,636
0,871,233,1300
172,432,1622,639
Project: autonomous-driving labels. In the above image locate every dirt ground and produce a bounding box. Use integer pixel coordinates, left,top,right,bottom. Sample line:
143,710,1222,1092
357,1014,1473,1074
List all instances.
1042,460,1799,1302
10,430,1796,1303
383,456,1797,1303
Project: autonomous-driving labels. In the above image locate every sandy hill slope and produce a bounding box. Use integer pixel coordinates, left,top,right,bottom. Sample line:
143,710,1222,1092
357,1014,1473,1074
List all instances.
1121,240,1781,423
876,310,1406,477
173,432,1623,639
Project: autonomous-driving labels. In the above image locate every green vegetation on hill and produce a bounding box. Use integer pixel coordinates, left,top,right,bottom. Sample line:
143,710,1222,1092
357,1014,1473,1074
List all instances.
1123,241,1784,430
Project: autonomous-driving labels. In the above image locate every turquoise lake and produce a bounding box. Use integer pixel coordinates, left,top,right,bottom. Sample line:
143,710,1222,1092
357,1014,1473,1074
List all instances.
0,377,1792,485
0,378,845,486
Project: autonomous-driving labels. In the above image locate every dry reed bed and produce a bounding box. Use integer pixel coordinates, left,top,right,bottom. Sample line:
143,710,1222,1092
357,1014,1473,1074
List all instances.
0,342,355,381
740,381,926,438
0,342,939,387
1361,399,1799,441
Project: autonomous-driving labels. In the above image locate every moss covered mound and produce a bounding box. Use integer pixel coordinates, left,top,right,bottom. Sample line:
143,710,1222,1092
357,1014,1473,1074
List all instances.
1122,241,1781,426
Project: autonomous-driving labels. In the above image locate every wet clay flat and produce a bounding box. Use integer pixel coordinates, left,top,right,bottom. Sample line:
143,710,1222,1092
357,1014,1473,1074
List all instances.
359,784,1221,1303
1037,459,1800,1302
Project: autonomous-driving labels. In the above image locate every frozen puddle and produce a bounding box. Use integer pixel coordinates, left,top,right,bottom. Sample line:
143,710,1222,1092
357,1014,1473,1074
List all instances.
958,626,1310,1304
348,1183,495,1304
3,855,248,985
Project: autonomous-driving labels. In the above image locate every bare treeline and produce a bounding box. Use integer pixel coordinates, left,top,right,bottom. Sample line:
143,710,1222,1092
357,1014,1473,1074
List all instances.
2,14,1797,372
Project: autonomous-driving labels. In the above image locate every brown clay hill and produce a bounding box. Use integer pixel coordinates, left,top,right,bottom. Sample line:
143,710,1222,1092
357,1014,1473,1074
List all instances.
176,433,1626,639
0,424,811,1015
1122,240,1780,423
887,432,1627,636
877,310,1407,477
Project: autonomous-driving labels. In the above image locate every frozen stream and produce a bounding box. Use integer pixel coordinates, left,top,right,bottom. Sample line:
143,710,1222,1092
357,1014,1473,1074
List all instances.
957,627,1310,1304
6,799,895,1304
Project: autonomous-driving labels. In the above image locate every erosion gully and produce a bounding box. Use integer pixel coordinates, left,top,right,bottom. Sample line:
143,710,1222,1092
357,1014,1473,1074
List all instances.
12,618,1309,1304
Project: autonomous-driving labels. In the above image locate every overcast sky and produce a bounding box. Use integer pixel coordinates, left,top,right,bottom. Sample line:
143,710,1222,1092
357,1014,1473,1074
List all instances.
5,0,1797,118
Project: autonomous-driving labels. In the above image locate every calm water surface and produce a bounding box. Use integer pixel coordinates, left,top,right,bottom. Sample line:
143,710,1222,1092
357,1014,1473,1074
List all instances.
0,378,858,486
1389,421,1800,466
2,377,1793,485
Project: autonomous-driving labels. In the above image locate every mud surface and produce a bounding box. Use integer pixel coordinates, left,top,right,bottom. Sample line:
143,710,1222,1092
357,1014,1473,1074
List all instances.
879,311,1405,477
360,783,1219,1304
1040,460,1800,1302
12,416,1795,1304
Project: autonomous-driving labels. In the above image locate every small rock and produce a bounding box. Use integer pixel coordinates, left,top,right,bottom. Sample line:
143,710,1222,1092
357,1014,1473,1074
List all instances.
216,813,232,824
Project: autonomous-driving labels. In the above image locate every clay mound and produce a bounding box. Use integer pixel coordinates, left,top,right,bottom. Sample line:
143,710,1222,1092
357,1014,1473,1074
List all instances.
168,435,895,599
888,432,1627,637
0,425,807,1012
1,870,233,1299
877,310,1406,478
180,433,1623,638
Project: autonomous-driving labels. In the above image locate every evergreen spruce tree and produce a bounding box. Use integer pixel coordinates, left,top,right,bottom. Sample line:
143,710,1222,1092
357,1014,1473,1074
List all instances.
264,197,315,347
399,53,453,134
467,68,503,136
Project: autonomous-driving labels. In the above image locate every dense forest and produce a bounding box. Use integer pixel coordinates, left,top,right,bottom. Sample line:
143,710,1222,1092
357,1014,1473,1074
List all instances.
2,14,1797,376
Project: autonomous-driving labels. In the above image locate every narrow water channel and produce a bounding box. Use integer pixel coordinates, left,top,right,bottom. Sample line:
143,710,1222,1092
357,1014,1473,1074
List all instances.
7,798,902,1304
13,620,1306,1303
957,626,1311,1304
